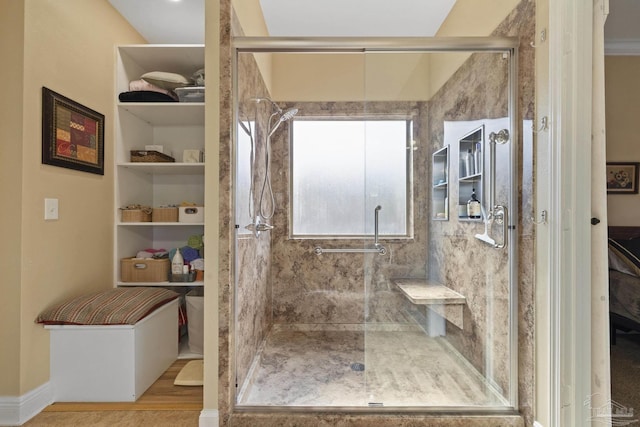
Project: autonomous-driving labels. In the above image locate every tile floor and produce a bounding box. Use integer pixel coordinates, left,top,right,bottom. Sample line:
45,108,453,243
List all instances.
238,325,509,408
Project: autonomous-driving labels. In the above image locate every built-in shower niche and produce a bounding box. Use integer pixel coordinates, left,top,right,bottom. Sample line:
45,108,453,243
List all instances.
431,145,449,221
457,126,484,221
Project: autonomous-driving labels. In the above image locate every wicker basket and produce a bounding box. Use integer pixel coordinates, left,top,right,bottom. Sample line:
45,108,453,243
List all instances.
130,150,175,163
152,207,178,222
121,209,152,222
121,258,169,282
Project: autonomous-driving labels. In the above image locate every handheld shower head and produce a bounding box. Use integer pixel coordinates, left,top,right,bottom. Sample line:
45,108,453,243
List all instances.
267,108,299,138
280,108,298,122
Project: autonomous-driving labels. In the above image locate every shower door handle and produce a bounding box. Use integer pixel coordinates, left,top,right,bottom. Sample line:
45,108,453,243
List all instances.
492,205,508,249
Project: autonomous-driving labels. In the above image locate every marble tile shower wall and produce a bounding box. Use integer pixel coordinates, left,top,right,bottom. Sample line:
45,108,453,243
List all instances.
269,101,428,326
428,51,511,394
234,50,273,394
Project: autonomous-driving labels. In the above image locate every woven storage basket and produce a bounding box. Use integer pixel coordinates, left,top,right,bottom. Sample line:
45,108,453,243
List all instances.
120,258,169,282
121,209,151,222
130,150,175,163
152,207,178,222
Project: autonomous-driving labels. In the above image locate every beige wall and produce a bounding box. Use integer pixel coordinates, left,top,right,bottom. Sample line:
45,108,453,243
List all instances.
271,53,432,102
246,0,522,103
0,0,26,397
231,0,520,103
0,0,145,397
606,56,640,226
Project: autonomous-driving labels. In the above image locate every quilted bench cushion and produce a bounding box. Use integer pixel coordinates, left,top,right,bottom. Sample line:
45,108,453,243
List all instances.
36,287,179,326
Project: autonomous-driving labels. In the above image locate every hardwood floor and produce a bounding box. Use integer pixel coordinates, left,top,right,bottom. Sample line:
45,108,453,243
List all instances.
42,359,203,412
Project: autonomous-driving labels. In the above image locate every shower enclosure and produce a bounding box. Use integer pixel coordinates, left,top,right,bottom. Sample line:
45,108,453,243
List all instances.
232,38,518,412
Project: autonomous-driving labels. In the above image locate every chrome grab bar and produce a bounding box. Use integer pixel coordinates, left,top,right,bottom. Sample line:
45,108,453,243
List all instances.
474,129,510,249
314,246,387,255
374,205,382,248
314,205,387,256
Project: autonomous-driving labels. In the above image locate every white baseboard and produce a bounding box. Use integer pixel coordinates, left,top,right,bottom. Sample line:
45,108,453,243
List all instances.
199,409,219,427
0,382,53,426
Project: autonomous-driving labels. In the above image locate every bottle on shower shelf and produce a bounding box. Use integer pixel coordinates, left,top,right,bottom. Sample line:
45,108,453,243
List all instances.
474,142,482,174
171,248,184,275
464,149,474,177
466,188,481,219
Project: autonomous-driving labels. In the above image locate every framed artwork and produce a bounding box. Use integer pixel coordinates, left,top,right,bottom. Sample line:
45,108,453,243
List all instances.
607,162,639,194
42,87,105,175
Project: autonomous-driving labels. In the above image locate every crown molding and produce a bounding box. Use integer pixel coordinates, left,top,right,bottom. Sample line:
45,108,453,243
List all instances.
605,39,640,55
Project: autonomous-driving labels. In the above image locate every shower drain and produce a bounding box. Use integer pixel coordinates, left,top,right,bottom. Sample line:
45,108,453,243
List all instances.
350,362,365,371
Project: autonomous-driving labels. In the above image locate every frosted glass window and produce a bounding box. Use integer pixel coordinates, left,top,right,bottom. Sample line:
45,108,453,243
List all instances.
291,120,410,237
236,121,254,234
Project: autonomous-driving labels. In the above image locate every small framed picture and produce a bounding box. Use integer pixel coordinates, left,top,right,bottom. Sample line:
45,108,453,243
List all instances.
42,87,105,175
607,162,639,194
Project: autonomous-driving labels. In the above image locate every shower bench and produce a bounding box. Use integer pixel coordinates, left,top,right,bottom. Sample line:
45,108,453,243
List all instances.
393,278,466,332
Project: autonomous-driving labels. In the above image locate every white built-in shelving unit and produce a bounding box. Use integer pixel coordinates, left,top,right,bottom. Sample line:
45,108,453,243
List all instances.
114,44,205,289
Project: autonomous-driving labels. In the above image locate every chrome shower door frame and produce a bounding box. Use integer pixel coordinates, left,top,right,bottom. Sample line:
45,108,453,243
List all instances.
231,36,519,414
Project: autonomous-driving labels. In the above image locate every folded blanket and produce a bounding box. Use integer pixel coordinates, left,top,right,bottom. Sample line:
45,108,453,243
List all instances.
119,91,177,103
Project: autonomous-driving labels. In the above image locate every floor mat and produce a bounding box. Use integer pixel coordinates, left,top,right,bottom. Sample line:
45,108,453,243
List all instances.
174,359,203,386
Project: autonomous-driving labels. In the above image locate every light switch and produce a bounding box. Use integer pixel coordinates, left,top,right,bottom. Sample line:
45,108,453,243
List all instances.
45,198,59,220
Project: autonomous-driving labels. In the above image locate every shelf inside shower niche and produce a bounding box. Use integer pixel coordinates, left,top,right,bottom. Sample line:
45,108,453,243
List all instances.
392,278,466,329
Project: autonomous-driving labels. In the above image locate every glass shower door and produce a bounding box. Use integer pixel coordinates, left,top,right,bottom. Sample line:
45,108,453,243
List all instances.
362,49,518,410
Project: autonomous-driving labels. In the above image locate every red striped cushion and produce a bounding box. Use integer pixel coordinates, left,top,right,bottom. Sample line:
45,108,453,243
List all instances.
36,287,179,325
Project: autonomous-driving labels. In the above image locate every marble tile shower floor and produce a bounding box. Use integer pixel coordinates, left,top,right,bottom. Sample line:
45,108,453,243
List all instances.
237,326,508,408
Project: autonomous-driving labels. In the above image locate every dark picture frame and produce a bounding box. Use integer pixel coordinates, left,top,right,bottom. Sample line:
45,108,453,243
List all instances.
607,162,639,194
42,87,105,175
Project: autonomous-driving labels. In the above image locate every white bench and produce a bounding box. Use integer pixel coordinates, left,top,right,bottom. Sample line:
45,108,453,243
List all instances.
41,289,179,402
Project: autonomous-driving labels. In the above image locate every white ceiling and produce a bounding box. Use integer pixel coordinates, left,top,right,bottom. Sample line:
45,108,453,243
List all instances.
108,0,455,43
109,0,640,54
108,0,205,44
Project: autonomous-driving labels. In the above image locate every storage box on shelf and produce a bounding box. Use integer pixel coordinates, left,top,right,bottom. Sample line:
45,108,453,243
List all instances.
179,206,204,223
169,271,197,283
175,86,205,103
121,208,152,223
121,258,170,282
152,207,178,222
130,150,175,163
